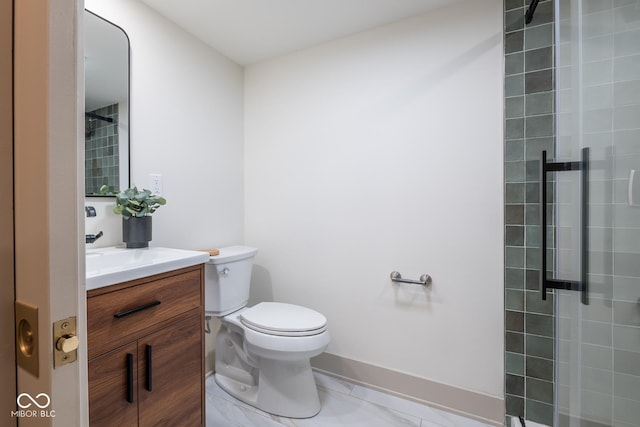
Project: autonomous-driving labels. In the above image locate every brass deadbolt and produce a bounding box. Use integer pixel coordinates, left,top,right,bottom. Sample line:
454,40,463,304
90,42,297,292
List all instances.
56,334,79,353
53,316,78,367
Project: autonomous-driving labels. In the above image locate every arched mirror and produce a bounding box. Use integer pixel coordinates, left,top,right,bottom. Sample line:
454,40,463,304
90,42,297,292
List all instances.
84,10,130,196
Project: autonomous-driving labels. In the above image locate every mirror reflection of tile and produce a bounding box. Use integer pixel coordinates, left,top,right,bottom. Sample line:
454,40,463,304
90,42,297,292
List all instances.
85,103,119,195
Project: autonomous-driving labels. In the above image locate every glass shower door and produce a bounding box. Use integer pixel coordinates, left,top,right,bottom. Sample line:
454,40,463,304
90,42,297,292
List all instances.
553,1,640,426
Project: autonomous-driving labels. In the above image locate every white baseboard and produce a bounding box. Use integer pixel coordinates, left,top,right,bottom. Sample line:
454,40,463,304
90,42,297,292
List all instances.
312,352,504,426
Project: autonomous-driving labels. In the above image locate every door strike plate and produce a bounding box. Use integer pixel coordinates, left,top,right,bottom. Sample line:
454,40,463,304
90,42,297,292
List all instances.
53,316,78,368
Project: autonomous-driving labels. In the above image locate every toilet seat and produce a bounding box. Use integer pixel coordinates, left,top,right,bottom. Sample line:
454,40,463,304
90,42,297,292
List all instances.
240,302,327,337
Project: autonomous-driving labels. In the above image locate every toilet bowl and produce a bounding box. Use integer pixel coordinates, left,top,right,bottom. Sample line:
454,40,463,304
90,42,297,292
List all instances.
205,246,330,418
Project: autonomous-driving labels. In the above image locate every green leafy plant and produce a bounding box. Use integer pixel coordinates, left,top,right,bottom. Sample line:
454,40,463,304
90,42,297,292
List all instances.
100,185,166,219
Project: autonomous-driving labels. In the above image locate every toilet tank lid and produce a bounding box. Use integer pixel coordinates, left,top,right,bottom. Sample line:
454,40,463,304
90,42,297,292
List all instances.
206,246,258,264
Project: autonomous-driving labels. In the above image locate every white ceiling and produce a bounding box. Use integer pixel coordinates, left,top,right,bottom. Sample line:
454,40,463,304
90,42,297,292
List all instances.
139,0,464,65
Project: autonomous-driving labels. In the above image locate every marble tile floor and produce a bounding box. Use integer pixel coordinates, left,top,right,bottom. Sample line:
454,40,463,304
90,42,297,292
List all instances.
206,371,494,427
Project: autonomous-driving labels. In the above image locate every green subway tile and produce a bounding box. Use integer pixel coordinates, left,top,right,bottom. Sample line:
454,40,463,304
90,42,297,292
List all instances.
526,377,554,404
614,301,640,327
526,92,554,115
507,374,525,396
526,290,554,315
506,204,525,225
506,161,526,183
506,52,525,76
525,247,541,270
504,0,558,415
525,182,539,203
614,372,640,401
506,74,525,96
614,349,640,377
505,0,524,12
526,313,554,337
525,159,539,181
506,289,525,311
526,399,554,426
614,253,640,279
506,183,526,203
525,114,554,138
525,269,540,291
525,69,553,94
506,96,525,118
582,366,613,396
582,343,613,371
507,226,525,246
507,310,525,332
506,139,525,161
583,0,614,14
506,8,525,33
526,334,554,359
507,332,525,353
506,268,525,289
506,247,526,269
525,205,541,226
525,47,553,72
583,320,613,347
506,351,525,375
506,394,525,417
506,30,524,54
582,298,613,323
507,118,525,139
524,23,553,50
525,225,541,248
505,394,524,417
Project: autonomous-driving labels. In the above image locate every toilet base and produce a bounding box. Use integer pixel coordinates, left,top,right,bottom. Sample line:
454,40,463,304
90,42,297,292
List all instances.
215,357,321,419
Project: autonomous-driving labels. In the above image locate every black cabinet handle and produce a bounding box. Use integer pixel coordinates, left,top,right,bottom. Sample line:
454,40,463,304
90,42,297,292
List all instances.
113,300,161,318
146,344,153,392
539,148,589,305
126,353,134,403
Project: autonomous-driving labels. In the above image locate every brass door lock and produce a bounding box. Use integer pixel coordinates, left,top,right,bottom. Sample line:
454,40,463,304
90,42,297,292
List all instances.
56,334,79,353
16,301,39,377
53,317,78,368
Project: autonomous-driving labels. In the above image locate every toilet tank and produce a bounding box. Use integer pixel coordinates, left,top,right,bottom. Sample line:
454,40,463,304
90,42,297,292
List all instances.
204,246,258,316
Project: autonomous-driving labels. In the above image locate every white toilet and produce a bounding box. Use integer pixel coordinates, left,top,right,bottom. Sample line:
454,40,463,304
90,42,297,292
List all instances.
205,246,330,418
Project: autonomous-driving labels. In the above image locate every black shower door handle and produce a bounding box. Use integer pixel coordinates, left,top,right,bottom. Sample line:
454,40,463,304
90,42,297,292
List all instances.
539,148,589,305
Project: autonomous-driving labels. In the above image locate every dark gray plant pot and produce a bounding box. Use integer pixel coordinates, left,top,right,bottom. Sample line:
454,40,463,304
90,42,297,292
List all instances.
122,216,152,248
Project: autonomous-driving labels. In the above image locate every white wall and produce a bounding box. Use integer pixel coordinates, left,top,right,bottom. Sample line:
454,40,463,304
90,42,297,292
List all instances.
84,0,244,250
83,0,504,402
244,0,504,397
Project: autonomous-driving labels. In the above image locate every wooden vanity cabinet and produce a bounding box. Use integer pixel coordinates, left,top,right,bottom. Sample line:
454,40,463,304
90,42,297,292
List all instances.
87,265,205,426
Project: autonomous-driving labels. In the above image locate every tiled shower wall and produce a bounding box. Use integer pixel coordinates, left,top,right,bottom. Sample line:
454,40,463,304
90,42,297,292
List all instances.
555,0,640,425
504,0,557,424
85,103,119,194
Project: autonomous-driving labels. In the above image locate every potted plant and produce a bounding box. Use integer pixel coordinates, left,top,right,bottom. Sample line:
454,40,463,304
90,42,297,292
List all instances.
100,185,167,248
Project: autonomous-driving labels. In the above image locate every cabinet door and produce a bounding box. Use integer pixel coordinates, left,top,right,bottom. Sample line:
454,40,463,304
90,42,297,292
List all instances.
138,310,203,426
89,342,138,426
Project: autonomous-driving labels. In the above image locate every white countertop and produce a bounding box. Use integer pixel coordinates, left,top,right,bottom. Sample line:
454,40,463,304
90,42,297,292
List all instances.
86,246,210,290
